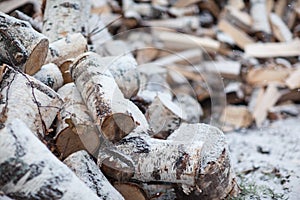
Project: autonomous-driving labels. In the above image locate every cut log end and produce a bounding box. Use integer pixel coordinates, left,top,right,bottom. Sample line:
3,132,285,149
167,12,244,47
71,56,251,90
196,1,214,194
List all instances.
113,182,148,200
25,38,49,75
101,113,136,143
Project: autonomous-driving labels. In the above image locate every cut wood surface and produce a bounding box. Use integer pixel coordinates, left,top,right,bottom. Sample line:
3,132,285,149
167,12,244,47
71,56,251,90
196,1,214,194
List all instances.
285,68,300,89
224,6,252,31
113,182,147,200
71,52,148,142
0,68,62,138
42,0,91,42
0,119,101,200
0,12,49,75
269,13,293,42
64,150,125,200
56,83,100,158
245,40,300,58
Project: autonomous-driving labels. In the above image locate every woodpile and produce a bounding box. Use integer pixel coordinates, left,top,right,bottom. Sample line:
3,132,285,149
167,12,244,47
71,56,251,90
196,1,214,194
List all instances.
0,0,299,199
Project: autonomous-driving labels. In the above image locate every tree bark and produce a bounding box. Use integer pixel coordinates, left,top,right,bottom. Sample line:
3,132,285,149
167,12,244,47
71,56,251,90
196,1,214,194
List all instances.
71,52,148,143
0,12,49,75
0,67,62,138
56,83,100,159
33,63,64,91
63,150,124,200
0,119,101,200
42,0,91,42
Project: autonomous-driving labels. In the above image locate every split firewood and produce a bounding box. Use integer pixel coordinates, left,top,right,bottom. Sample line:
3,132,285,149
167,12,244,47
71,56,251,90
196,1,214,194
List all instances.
167,5,200,18
250,0,272,35
44,33,87,67
245,40,300,58
252,84,282,127
106,123,237,199
0,119,100,200
10,10,42,32
33,63,63,91
218,19,254,50
136,47,159,64
146,94,183,138
63,150,125,200
285,67,300,90
56,83,100,158
201,60,241,79
113,182,147,200
152,29,220,52
0,67,62,138
173,93,202,123
228,0,245,10
42,0,91,42
269,13,293,42
274,0,287,17
224,6,252,32
173,0,201,8
225,82,245,104
0,12,49,75
220,105,253,132
246,65,291,86
71,52,148,143
95,55,140,99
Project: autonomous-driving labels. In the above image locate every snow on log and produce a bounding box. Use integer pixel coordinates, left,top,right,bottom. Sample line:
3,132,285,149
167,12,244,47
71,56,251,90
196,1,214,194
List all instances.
0,12,49,75
98,123,236,199
63,150,124,200
42,0,91,42
71,52,148,143
146,94,183,139
33,63,63,91
56,83,100,158
0,67,62,138
0,119,101,200
10,10,42,32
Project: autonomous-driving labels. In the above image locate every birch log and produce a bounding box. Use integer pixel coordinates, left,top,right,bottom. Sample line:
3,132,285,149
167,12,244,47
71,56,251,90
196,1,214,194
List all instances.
0,68,62,138
0,193,13,200
0,12,49,75
0,119,100,200
250,0,271,34
42,0,91,42
103,123,237,199
33,63,63,91
10,10,42,32
71,52,148,143
63,150,124,200
56,83,100,158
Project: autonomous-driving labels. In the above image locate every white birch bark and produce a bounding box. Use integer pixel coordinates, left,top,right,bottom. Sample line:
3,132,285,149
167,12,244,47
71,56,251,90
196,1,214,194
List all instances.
0,12,49,75
63,150,124,200
250,0,271,33
42,0,91,42
0,119,100,200
71,52,148,142
33,63,63,91
0,68,62,138
56,83,100,158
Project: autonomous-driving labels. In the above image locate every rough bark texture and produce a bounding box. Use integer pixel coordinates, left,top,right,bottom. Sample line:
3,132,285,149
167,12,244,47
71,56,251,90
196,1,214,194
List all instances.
0,119,101,200
0,12,49,75
63,150,124,200
56,83,100,158
71,52,148,142
33,63,63,91
0,67,62,138
42,0,91,42
10,10,42,32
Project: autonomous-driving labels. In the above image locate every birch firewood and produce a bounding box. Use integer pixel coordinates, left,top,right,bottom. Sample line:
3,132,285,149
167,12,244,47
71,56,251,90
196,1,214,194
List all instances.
63,150,124,200
0,119,100,200
42,0,91,42
0,67,62,138
113,182,147,200
93,55,140,99
269,13,293,42
146,94,183,138
102,123,237,199
44,33,87,67
56,83,100,158
33,63,63,91
0,193,13,200
71,52,148,142
250,0,271,34
10,10,42,32
0,12,49,75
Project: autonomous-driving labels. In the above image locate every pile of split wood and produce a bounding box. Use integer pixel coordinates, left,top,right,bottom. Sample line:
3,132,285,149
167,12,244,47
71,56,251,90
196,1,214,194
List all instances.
0,0,299,199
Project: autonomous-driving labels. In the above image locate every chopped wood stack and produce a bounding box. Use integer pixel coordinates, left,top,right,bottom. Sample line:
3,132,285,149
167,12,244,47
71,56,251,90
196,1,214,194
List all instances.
0,0,299,199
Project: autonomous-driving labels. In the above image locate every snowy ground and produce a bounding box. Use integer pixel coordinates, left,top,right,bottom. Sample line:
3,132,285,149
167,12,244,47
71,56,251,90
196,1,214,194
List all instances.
226,117,300,199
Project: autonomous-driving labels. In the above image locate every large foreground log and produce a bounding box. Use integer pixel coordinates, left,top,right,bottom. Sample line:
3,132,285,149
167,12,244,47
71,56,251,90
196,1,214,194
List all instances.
98,123,237,199
0,67,62,138
71,52,148,142
0,119,100,200
63,150,124,200
0,12,49,75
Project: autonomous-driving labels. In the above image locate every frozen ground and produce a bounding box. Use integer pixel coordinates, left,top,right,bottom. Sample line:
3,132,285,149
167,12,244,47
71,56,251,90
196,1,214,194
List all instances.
226,117,300,200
